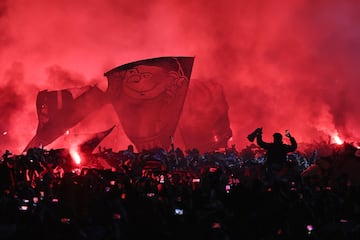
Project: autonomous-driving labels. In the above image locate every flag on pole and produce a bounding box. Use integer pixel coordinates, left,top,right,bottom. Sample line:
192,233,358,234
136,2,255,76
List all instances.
24,85,106,151
79,125,116,154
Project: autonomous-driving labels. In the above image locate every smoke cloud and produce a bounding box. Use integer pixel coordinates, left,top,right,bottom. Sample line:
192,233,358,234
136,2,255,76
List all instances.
1,0,360,154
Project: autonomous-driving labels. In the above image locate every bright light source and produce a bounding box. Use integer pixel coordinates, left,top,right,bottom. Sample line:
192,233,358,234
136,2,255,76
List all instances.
333,133,344,145
70,148,81,165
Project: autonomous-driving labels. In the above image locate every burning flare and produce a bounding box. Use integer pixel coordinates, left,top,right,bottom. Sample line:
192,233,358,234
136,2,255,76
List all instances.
70,147,81,165
332,132,344,145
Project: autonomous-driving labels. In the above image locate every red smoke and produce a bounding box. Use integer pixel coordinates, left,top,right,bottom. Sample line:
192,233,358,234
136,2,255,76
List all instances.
1,0,360,154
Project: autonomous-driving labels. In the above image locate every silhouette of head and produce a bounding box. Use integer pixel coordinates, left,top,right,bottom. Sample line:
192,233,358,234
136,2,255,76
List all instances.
127,144,134,152
273,132,283,143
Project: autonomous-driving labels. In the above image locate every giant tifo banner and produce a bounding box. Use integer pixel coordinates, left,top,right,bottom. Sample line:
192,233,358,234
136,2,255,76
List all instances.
105,56,194,152
25,56,232,154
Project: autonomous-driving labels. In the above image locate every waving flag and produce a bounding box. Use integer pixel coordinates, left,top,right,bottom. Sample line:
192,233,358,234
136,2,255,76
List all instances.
24,85,106,151
79,125,116,154
105,56,194,152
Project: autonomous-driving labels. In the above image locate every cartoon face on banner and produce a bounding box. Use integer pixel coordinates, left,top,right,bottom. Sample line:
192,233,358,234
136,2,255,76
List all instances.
121,64,186,99
105,57,194,151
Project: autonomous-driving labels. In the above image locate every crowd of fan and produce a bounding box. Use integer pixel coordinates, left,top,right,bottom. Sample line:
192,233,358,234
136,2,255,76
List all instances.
0,142,360,240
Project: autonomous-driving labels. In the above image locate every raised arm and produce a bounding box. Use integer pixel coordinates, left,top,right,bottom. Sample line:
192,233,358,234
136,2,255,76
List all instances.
256,128,271,149
285,130,297,152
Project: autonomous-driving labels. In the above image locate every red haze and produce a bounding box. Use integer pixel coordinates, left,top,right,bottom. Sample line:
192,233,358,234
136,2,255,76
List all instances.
1,0,360,154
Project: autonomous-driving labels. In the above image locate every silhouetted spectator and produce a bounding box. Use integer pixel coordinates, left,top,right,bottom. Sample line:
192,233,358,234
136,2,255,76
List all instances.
256,128,297,183
0,152,16,196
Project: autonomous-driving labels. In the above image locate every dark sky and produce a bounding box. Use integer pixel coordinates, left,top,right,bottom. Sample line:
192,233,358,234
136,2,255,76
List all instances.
1,0,360,154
